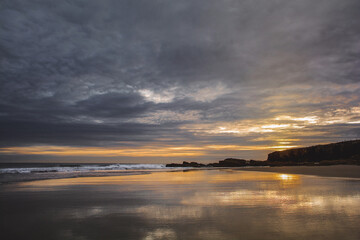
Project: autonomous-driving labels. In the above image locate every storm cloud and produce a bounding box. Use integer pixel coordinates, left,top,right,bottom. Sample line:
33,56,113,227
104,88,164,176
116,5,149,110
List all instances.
1,0,360,162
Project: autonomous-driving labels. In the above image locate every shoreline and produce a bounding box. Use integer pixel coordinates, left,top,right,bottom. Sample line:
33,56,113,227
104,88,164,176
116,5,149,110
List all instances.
1,165,359,184
235,165,360,179
2,166,359,240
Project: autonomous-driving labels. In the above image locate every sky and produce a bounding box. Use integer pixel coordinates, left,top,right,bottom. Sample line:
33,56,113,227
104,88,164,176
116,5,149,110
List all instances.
1,0,360,163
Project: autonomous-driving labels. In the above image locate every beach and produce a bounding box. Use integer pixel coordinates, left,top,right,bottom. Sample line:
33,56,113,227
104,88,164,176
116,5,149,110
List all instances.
239,165,360,178
1,166,359,240
2,0,360,239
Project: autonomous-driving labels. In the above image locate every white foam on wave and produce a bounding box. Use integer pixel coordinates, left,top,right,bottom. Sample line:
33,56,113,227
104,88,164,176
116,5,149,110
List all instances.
0,164,166,174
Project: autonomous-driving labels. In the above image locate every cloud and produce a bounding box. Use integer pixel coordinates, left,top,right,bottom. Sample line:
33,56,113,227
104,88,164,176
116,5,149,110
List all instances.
1,0,360,161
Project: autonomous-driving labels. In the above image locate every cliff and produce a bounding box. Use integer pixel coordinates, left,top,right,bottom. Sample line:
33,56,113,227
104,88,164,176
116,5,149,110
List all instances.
267,140,360,163
166,140,360,168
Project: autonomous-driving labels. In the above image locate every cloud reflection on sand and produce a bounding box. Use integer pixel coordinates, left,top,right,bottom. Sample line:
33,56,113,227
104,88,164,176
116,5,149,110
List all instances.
4,169,359,240
14,170,300,188
16,170,360,217
181,189,360,215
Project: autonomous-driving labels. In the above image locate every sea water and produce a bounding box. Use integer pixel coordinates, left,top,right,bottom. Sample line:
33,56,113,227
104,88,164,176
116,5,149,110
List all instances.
0,162,168,183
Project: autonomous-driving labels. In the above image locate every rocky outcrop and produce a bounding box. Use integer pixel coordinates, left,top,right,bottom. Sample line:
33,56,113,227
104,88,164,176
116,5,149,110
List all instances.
249,160,269,166
166,140,360,168
166,158,261,168
166,161,206,167
267,140,360,163
217,158,247,167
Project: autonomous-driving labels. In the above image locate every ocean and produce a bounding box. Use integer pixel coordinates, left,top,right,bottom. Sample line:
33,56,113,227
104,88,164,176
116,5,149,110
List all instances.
0,162,170,183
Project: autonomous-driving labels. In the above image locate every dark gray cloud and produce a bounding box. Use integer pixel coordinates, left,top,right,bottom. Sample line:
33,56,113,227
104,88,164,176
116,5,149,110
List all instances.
1,0,360,161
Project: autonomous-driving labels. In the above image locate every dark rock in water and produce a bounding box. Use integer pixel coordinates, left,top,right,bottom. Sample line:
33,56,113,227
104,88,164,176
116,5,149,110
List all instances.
182,161,205,167
165,163,186,167
218,158,247,167
166,161,205,168
207,163,219,167
267,140,360,163
166,158,248,168
166,159,268,168
249,160,268,166
188,161,205,167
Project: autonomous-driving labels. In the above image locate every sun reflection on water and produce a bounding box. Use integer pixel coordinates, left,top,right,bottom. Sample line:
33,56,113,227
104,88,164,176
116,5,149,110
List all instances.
5,169,360,240
11,170,360,218
279,174,293,180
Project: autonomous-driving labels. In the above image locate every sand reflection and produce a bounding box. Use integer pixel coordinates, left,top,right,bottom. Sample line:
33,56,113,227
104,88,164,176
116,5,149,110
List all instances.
15,170,358,216
3,169,360,240
143,228,176,240
14,170,209,189
15,170,301,189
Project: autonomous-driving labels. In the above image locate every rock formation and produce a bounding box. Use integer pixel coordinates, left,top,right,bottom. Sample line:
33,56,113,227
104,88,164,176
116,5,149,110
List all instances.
165,140,360,168
166,158,255,168
267,140,360,163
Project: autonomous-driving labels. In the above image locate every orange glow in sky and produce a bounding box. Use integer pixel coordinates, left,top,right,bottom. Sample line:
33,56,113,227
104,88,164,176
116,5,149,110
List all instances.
0,144,300,158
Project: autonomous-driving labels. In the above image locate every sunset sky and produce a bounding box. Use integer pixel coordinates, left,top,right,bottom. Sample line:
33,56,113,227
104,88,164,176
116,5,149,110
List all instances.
1,0,360,163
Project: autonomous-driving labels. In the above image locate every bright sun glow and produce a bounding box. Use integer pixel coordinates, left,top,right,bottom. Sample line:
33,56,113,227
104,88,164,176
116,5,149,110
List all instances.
279,174,293,180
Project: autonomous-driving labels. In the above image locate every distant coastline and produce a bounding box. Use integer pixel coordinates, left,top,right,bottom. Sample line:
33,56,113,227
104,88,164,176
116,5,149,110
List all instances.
166,140,360,168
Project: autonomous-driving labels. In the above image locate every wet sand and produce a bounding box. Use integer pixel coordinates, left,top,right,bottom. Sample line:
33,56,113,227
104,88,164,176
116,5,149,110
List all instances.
1,169,359,240
238,165,360,178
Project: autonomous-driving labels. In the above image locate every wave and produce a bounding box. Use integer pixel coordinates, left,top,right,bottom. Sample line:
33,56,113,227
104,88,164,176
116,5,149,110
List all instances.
0,164,166,174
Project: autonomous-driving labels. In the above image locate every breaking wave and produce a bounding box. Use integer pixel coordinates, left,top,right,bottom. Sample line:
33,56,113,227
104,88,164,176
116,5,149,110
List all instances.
0,164,166,174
